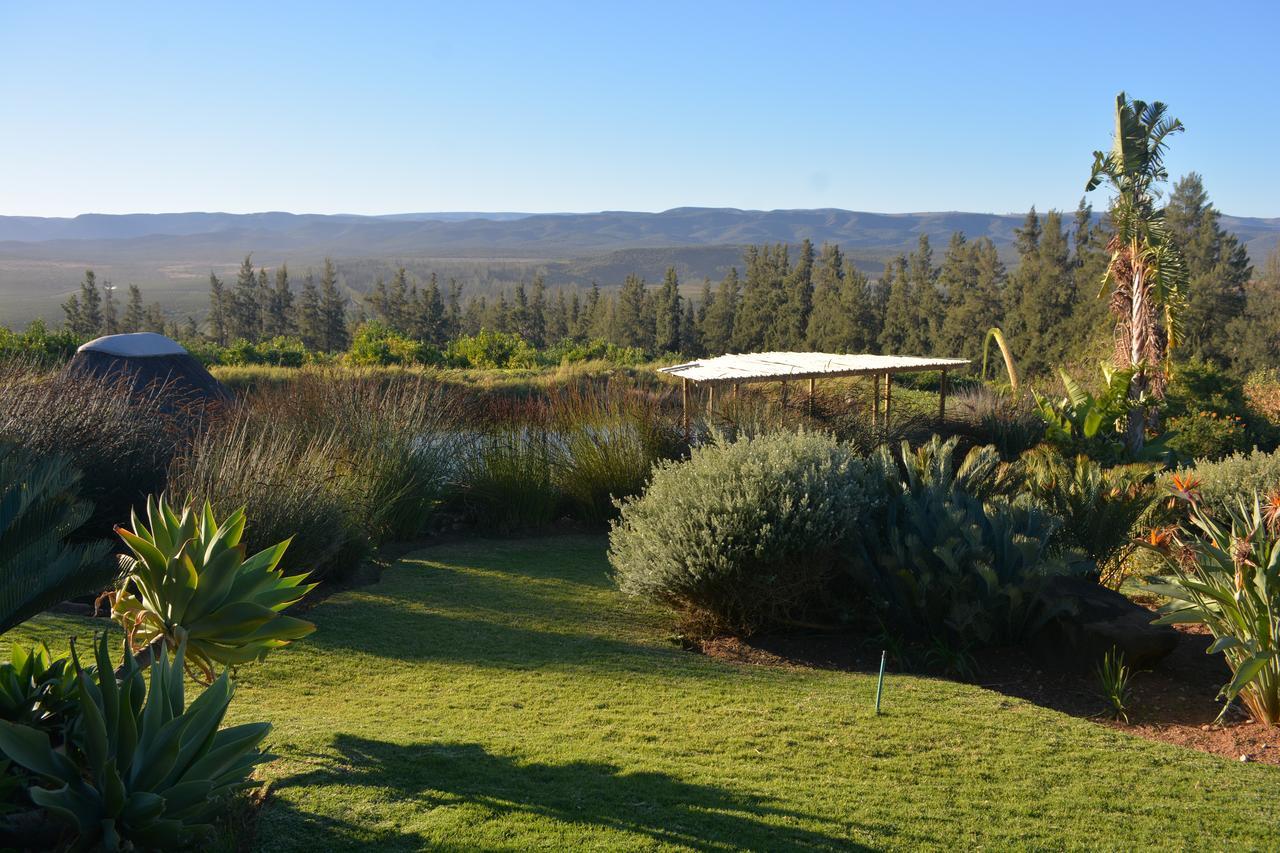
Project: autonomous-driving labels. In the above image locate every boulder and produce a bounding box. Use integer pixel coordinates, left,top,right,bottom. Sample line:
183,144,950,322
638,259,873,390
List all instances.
1035,575,1179,669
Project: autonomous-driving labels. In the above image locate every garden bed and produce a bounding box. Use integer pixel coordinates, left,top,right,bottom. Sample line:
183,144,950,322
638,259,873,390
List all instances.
701,620,1279,765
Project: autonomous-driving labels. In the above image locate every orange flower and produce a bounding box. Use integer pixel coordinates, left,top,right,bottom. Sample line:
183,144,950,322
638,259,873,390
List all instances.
1263,491,1280,535
1145,526,1176,552
1168,473,1202,504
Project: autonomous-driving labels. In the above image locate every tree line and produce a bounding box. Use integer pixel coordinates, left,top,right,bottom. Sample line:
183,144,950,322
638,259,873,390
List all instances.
56,173,1275,378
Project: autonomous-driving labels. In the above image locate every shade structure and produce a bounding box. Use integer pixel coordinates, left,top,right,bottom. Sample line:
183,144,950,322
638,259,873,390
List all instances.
659,352,969,385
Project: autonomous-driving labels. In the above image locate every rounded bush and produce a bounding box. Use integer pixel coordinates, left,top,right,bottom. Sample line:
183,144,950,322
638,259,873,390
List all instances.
608,431,881,635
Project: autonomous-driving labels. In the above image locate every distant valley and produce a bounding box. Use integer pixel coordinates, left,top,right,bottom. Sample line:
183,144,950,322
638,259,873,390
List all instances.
2,207,1277,325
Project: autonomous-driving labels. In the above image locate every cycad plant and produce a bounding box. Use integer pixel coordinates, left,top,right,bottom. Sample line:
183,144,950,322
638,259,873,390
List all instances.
1085,92,1188,453
112,496,316,682
1144,490,1280,724
0,445,110,634
0,634,270,850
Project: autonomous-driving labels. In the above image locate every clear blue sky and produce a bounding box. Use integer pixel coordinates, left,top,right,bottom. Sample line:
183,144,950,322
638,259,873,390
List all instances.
1,1,1276,218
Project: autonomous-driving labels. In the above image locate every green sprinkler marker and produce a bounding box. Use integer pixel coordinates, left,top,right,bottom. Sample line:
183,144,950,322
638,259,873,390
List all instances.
874,650,887,715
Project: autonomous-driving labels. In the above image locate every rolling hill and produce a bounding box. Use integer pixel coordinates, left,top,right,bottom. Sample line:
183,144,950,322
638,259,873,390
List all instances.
2,208,1277,325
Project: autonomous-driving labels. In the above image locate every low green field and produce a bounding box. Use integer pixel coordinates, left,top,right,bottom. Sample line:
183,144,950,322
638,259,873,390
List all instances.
14,536,1279,850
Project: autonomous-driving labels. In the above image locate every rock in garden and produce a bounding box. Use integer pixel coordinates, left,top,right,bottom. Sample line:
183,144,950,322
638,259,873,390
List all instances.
1035,576,1180,669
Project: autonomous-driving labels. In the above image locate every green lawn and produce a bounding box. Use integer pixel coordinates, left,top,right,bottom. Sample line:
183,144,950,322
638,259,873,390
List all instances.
13,536,1280,849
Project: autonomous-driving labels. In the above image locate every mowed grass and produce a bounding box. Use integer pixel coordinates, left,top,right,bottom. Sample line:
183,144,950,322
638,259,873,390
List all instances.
12,536,1280,850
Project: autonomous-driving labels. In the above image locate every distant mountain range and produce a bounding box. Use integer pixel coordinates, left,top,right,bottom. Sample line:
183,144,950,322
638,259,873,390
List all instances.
2,207,1277,325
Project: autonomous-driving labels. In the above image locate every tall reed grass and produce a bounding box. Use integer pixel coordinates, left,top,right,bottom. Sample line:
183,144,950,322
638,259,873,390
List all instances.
0,359,181,531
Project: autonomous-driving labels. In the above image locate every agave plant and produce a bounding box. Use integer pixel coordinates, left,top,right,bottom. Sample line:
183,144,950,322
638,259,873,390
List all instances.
1143,491,1280,725
0,643,77,732
0,634,270,850
112,496,316,682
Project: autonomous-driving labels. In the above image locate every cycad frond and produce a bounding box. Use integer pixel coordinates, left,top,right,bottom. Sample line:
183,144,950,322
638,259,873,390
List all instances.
0,445,111,634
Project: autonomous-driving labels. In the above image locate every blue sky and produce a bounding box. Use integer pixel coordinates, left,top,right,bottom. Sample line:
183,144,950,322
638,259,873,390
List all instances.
1,1,1276,217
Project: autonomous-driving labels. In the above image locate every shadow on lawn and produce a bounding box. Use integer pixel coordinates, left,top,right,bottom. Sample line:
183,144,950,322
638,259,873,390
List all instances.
270,733,869,851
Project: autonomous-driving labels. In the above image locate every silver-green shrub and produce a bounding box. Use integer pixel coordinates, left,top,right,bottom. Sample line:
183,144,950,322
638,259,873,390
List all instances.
1181,448,1280,517
608,431,881,634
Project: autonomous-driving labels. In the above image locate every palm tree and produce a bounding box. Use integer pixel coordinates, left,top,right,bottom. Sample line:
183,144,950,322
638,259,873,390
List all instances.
1085,92,1188,453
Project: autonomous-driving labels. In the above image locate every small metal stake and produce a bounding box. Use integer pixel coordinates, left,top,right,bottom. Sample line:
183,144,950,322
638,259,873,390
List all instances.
874,650,887,715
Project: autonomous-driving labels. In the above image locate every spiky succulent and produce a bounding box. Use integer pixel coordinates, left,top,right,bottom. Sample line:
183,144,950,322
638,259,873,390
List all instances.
0,634,270,850
112,496,316,682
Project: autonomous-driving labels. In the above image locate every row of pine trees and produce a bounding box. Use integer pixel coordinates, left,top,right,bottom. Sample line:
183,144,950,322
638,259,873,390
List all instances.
59,174,1274,377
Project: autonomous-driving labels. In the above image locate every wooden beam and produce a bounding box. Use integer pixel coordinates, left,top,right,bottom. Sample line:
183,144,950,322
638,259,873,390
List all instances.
808,377,816,417
938,369,948,423
871,374,880,428
707,383,715,418
681,378,689,440
884,372,892,430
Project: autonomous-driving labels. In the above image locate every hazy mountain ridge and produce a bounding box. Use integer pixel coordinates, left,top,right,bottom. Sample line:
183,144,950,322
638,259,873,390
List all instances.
1,207,1276,325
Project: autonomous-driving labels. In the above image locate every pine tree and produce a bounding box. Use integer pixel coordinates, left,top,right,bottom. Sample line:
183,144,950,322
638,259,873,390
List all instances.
445,279,463,340
701,267,738,355
461,294,485,336
256,267,271,336
1166,173,1251,366
510,284,531,341
123,285,146,333
546,291,569,344
806,242,853,350
79,271,103,336
207,273,230,345
568,291,582,341
908,235,942,353
419,273,446,345
143,303,166,334
1069,199,1112,361
653,266,682,354
296,271,324,350
527,274,548,347
1006,209,1075,376
319,259,348,351
61,292,83,336
937,236,1006,359
732,244,789,351
615,274,652,350
231,255,260,342
1226,245,1280,374
100,282,119,335
270,265,295,337
877,256,915,353
368,277,390,324
582,282,602,340
780,238,814,348
388,268,410,333
680,298,701,356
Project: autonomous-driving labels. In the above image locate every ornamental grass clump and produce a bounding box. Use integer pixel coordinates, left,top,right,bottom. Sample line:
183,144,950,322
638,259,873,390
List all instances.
112,496,316,682
609,431,881,636
1143,485,1280,725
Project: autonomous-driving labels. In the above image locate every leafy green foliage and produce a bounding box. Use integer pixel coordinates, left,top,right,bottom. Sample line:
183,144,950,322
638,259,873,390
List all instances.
1144,493,1280,724
0,634,270,851
1180,449,1280,520
0,644,77,732
1096,647,1133,723
0,446,110,634
610,431,882,635
849,438,1082,646
112,496,315,682
1018,447,1164,587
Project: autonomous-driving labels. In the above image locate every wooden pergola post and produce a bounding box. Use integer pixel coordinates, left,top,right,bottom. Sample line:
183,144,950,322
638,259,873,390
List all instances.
706,383,715,418
681,378,690,440
938,369,948,423
808,377,816,417
871,374,880,427
883,372,892,430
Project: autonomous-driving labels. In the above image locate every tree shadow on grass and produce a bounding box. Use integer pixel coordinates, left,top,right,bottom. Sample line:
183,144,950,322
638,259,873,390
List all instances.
269,733,870,851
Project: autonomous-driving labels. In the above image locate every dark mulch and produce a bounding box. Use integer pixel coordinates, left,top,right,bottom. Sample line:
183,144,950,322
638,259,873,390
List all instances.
700,621,1280,765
